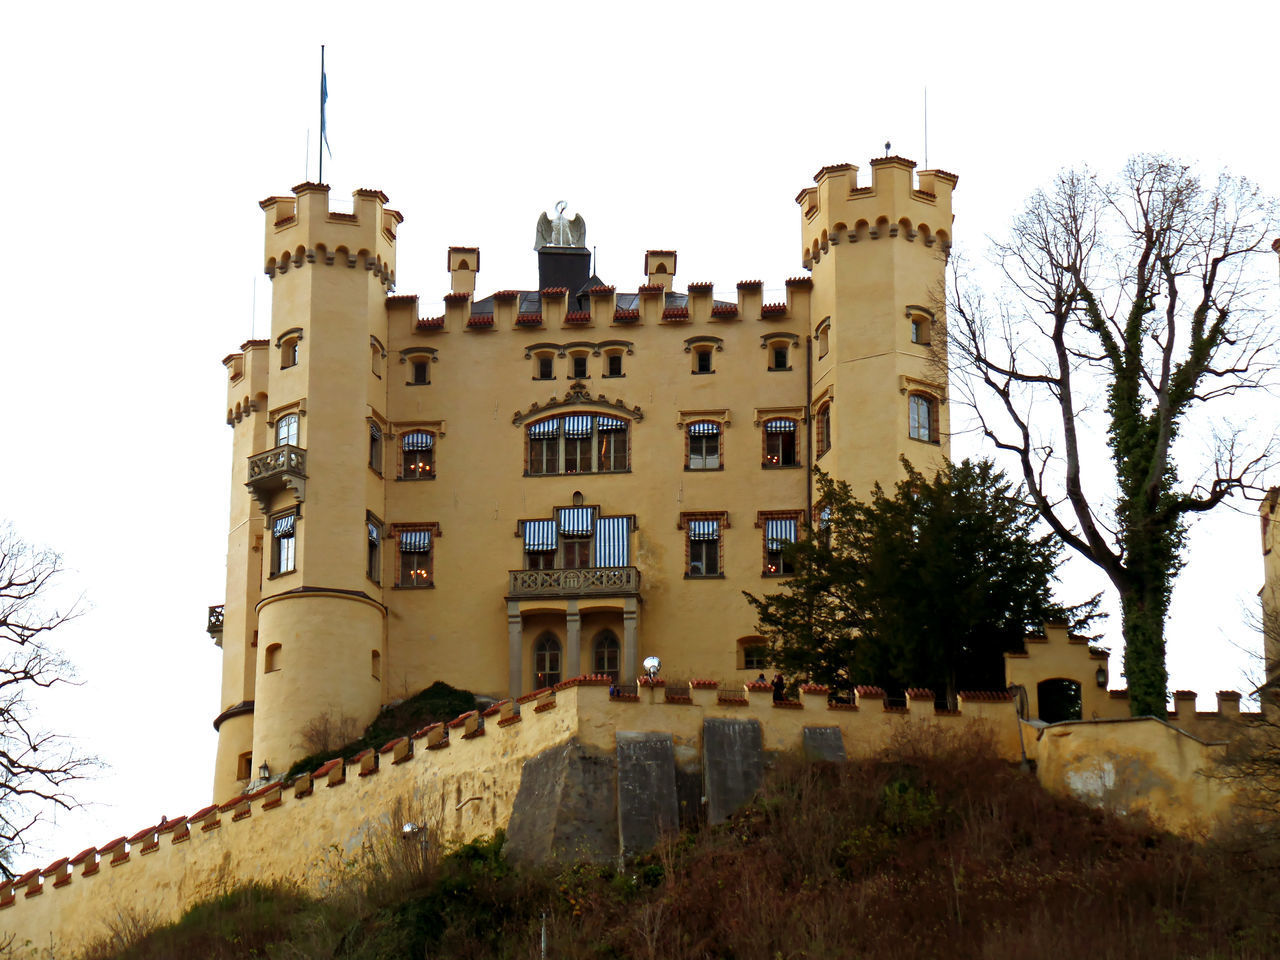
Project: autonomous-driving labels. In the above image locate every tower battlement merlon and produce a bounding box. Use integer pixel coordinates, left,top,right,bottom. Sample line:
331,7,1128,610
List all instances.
798,157,957,269
259,184,400,289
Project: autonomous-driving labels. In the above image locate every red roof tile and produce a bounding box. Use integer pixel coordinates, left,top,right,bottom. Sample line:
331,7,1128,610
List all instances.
661,306,689,320
466,315,495,327
785,276,813,288
638,283,664,293
493,290,520,300
564,311,591,323
711,304,739,318
687,282,713,292
540,287,569,297
416,316,445,329
443,292,470,303
516,313,543,325
613,309,640,321
761,303,787,316
736,280,763,288
586,285,615,295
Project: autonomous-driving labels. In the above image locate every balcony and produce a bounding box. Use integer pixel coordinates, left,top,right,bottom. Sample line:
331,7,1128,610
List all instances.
207,604,224,636
246,444,306,512
507,566,640,599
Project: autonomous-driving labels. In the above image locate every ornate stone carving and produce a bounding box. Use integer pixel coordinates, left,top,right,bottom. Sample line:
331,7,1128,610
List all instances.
507,566,640,599
246,444,307,513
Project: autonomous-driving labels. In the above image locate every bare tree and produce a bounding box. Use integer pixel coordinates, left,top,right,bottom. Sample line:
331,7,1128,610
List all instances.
949,156,1279,717
0,523,94,878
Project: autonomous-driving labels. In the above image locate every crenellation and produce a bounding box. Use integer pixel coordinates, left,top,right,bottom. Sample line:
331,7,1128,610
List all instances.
736,279,763,321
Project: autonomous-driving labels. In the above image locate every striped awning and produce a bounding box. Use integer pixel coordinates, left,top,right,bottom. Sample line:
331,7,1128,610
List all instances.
523,519,557,552
402,431,433,451
596,416,626,431
594,516,630,567
272,514,295,537
528,418,560,439
369,422,382,439
765,518,797,550
688,421,720,436
368,522,380,543
688,519,720,541
558,507,595,536
764,417,797,433
563,415,594,438
400,529,432,552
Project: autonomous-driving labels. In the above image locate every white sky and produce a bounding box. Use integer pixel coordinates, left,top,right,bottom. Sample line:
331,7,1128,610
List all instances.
2,0,1277,870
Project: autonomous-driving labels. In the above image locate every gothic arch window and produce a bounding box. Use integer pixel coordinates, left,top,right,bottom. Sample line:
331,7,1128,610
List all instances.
534,632,562,689
276,413,299,448
592,630,620,681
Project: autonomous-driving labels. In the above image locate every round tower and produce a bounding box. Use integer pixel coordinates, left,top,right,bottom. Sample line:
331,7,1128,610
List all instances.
796,157,957,499
212,183,402,799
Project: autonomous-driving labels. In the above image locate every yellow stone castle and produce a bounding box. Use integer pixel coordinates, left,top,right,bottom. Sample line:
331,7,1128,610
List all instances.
210,157,956,802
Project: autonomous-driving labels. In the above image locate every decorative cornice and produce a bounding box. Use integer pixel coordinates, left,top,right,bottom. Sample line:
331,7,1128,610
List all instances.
511,380,643,426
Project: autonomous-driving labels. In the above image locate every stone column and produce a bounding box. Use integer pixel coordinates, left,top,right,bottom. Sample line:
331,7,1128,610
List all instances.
623,597,639,682
507,601,523,698
565,599,581,680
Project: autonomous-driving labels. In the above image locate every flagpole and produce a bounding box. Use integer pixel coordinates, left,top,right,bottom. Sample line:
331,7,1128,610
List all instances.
318,45,326,184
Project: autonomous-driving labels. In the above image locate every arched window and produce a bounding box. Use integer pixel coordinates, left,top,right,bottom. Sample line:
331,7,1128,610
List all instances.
401,431,435,479
281,337,299,368
592,630,620,681
264,643,282,673
1037,678,1082,723
816,403,832,458
534,633,562,689
276,414,299,448
908,394,938,443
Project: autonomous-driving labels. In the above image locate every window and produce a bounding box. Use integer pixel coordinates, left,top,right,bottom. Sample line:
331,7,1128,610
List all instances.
401,431,435,479
281,337,299,369
264,643,282,673
909,312,932,345
276,414,299,448
270,512,296,576
236,752,253,781
571,355,588,379
536,354,555,380
687,519,721,577
369,422,383,473
816,403,832,458
527,416,629,475
367,517,382,584
763,517,798,576
763,418,798,467
817,318,830,359
687,421,721,470
605,353,623,377
396,528,433,587
593,631,621,682
411,360,429,385
371,650,381,681
523,513,630,569
534,633,562,688
370,339,384,377
694,349,713,374
770,345,790,370
742,643,767,672
908,394,938,443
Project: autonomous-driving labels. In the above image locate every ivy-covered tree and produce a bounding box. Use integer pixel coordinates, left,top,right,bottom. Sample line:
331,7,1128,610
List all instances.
745,460,1098,706
949,156,1279,716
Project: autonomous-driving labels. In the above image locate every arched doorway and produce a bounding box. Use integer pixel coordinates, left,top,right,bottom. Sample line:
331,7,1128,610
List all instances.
534,632,562,689
592,630,621,682
1038,678,1083,723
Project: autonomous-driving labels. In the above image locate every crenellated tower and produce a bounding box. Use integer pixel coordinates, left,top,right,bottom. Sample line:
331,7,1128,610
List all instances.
213,184,402,801
796,157,956,498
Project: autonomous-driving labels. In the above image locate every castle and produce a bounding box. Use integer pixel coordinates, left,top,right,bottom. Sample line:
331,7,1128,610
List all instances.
2,162,1275,958
208,157,956,802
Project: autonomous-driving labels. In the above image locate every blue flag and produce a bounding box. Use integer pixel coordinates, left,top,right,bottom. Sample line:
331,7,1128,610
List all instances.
320,64,331,158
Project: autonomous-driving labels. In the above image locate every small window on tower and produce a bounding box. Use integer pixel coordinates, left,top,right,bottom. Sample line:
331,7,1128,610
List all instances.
281,337,300,369
535,354,555,380
694,349,714,374
770,345,790,371
412,360,429,385
571,354,588,379
605,353,624,377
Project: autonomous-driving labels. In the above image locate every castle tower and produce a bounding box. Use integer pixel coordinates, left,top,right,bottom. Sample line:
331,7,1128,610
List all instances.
796,158,956,497
212,183,402,800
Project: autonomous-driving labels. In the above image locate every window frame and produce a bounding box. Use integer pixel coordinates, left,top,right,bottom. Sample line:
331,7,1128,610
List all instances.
758,511,802,577
535,353,555,380
686,420,723,471
366,513,383,585
769,344,791,371
394,524,438,588
815,402,832,459
681,512,727,579
526,415,630,477
275,413,300,448
693,348,714,374
908,393,939,444
368,420,383,474
570,354,589,380
269,510,297,578
604,352,624,378
762,418,800,468
399,430,437,480
592,630,621,682
534,633,562,689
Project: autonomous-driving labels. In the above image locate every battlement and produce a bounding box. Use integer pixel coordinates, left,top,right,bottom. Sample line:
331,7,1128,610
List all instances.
796,156,956,270
259,183,402,290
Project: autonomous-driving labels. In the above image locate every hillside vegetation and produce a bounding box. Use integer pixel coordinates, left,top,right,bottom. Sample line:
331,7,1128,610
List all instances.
84,730,1280,960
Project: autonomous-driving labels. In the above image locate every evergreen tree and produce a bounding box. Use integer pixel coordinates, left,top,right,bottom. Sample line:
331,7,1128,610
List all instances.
745,460,1099,705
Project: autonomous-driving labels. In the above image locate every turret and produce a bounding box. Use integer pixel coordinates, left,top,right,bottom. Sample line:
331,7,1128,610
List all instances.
213,183,403,801
797,157,956,499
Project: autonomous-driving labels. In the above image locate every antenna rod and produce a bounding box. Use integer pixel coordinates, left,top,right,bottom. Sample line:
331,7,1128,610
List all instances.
923,87,928,169
305,128,310,183
318,45,325,184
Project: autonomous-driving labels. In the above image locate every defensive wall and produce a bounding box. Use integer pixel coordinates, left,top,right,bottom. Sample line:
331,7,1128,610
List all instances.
2,671,1252,957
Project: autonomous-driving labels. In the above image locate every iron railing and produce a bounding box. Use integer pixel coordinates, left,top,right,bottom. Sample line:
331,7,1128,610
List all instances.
507,566,640,599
